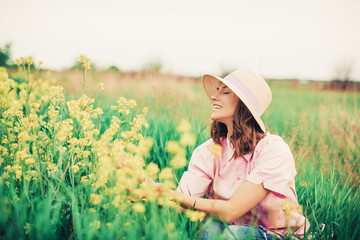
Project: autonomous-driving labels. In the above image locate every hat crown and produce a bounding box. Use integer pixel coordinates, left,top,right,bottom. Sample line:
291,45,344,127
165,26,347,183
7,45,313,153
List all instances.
225,69,272,115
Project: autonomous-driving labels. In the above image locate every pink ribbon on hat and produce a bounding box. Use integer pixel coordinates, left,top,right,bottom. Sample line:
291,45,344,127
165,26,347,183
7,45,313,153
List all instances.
224,74,264,116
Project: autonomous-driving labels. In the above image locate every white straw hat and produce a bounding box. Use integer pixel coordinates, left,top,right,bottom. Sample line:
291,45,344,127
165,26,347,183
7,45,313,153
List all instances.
202,68,272,132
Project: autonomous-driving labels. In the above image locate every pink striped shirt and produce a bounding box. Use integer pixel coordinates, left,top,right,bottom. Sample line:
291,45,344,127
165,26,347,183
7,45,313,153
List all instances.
177,132,310,237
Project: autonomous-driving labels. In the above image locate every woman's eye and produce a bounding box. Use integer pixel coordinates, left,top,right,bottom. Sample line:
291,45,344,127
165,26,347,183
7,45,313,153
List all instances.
223,92,230,94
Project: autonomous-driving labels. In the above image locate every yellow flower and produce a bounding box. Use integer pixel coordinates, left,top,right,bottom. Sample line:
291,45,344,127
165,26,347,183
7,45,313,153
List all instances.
90,221,100,230
159,168,173,180
281,200,302,216
180,132,196,146
46,162,58,172
166,141,184,155
98,82,104,90
132,203,145,213
185,209,206,222
71,164,80,174
94,107,103,117
90,193,103,205
77,55,91,70
142,107,149,114
128,99,137,108
145,162,160,179
25,158,35,165
177,119,192,133
162,180,176,189
169,154,188,169
207,144,223,157
81,176,88,183
68,138,79,146
14,59,21,66
12,165,22,180
166,223,175,232
25,57,34,66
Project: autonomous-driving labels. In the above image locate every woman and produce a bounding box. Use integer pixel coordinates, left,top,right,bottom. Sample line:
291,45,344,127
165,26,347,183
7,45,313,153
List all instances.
172,69,310,239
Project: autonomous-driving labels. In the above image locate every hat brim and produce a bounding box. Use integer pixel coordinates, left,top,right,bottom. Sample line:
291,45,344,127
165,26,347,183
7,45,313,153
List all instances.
202,74,266,133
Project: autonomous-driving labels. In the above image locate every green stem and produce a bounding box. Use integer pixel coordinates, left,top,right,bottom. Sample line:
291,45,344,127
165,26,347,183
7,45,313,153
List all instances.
50,152,72,203
36,147,45,199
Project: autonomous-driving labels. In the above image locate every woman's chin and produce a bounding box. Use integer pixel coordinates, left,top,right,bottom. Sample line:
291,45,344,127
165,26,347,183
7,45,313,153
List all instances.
211,115,222,122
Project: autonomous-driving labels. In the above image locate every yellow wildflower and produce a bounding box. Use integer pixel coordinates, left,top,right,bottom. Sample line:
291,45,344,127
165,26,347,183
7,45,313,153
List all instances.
46,162,58,172
145,162,160,179
177,119,192,133
142,107,149,114
68,138,79,146
25,57,34,66
14,59,22,66
13,165,22,180
185,209,206,222
77,55,91,70
169,154,187,169
166,141,184,155
128,99,137,108
98,82,104,90
90,193,103,205
166,223,175,232
90,221,100,230
132,203,145,213
159,168,173,180
93,107,103,117
208,143,223,157
71,164,80,174
180,132,196,146
162,180,176,189
25,158,35,165
81,176,88,183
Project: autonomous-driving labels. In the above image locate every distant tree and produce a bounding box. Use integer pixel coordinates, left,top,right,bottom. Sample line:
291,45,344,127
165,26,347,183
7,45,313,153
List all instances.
0,43,11,67
108,65,121,72
333,61,353,82
328,61,357,91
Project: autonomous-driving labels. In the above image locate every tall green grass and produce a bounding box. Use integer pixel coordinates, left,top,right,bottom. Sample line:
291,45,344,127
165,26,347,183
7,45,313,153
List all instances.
1,71,359,239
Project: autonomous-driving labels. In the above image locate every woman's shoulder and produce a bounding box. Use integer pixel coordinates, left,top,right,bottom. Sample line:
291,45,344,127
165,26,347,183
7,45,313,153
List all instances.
256,132,292,154
193,138,215,153
188,138,217,167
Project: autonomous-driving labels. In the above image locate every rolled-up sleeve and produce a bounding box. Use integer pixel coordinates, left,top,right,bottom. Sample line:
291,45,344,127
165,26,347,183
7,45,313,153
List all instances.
246,136,297,196
176,141,215,197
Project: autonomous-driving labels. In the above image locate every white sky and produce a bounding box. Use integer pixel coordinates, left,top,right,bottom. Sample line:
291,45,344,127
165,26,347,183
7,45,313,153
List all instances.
1,0,360,80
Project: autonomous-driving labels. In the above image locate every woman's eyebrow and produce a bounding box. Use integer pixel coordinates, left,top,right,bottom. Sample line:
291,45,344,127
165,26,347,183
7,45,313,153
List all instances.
216,86,229,90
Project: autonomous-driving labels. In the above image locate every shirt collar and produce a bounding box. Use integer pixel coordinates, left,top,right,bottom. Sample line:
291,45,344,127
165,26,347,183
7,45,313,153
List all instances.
223,136,253,162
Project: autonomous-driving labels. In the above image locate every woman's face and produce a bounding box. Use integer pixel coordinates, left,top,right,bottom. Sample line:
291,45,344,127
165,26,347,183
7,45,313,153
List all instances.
210,82,239,125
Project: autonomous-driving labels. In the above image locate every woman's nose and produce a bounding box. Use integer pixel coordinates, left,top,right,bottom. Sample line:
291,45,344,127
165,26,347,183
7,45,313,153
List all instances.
211,92,219,101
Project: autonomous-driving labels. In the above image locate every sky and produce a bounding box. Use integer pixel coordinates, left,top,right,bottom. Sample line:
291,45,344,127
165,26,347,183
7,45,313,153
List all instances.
1,0,360,81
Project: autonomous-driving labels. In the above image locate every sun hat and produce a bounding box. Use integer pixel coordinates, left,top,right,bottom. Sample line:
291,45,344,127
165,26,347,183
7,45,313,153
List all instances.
202,68,272,132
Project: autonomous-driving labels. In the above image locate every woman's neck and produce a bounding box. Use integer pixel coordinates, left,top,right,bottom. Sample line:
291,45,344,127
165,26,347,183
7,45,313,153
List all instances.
225,122,233,138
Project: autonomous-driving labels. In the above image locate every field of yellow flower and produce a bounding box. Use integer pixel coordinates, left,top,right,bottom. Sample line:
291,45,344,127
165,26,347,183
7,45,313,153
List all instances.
0,57,206,239
1,56,360,239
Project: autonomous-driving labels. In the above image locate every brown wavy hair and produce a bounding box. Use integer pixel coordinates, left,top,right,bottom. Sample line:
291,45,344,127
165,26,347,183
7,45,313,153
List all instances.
210,100,266,158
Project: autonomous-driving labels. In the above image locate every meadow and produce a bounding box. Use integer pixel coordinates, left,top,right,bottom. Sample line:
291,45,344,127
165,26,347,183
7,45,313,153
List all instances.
0,58,359,239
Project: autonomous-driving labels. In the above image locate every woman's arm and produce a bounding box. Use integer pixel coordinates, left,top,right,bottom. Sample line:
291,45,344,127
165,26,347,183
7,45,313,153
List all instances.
172,181,269,224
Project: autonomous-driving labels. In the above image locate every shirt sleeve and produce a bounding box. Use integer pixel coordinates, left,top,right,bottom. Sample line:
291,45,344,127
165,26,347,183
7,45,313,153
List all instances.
246,136,296,196
176,143,215,197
